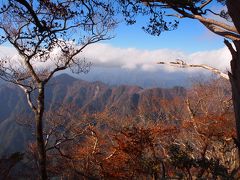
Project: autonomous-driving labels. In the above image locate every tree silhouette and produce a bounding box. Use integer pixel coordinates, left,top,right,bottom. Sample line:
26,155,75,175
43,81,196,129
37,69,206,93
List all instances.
0,1,116,179
118,0,240,159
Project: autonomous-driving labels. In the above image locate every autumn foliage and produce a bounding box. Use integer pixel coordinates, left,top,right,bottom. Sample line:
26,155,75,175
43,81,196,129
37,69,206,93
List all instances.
2,78,240,179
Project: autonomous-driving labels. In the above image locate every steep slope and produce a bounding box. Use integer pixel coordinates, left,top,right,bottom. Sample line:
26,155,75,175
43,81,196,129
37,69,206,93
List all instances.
0,74,186,155
0,84,32,155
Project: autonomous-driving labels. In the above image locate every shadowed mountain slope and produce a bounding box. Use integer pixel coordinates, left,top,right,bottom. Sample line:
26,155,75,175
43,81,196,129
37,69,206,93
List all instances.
0,74,186,155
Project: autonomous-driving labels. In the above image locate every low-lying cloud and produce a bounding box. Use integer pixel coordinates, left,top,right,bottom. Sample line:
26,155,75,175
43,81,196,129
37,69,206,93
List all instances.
0,43,231,74
82,43,231,73
0,43,232,87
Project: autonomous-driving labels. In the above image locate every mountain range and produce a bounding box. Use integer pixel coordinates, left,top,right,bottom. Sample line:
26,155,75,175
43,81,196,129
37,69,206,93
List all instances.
0,74,186,155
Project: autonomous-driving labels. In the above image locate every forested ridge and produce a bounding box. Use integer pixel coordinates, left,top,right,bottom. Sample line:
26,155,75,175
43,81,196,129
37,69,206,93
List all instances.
0,74,185,155
1,75,239,179
1,0,240,179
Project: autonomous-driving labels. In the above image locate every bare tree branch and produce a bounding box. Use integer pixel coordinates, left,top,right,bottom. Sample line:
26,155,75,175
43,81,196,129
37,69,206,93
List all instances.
199,0,213,9
157,60,229,80
0,1,116,179
17,84,37,112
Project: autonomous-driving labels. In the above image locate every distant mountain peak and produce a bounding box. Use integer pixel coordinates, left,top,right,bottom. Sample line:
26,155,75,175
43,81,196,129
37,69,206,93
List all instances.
53,73,78,82
0,75,186,155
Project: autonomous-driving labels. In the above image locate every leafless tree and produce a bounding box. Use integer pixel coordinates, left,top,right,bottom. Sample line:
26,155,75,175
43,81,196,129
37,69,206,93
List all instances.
118,0,240,159
0,1,116,179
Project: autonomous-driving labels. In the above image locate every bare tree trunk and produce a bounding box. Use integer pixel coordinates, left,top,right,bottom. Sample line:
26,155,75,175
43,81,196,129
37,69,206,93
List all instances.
226,0,240,160
35,82,47,180
227,41,240,158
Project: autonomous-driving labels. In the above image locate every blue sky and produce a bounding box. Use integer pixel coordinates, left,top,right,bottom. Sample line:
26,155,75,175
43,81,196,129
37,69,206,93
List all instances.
77,21,230,87
0,1,232,87
76,12,231,87
108,16,225,53
106,1,227,52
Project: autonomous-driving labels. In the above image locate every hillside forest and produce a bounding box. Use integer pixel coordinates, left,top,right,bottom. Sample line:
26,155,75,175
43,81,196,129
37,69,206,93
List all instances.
0,0,240,179
1,76,239,179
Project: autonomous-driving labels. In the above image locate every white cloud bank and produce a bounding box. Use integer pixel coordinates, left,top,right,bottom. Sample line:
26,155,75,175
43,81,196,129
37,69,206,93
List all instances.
82,43,231,73
0,43,231,73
